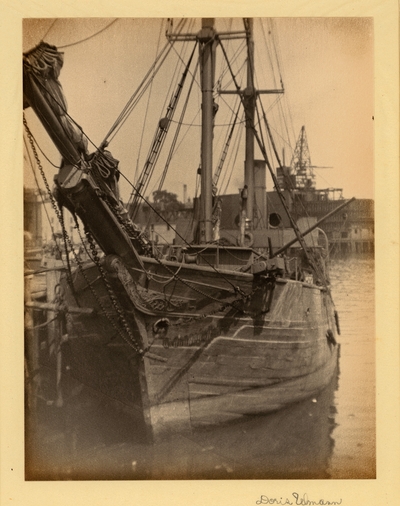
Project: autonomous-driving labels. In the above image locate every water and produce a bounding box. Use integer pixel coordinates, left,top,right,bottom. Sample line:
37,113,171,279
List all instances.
26,257,375,480
327,257,375,479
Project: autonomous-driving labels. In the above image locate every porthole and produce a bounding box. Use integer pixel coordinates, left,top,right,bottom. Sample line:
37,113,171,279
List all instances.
269,213,282,228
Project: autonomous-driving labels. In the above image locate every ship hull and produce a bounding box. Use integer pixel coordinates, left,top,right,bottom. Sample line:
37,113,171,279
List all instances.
151,344,338,431
61,256,338,441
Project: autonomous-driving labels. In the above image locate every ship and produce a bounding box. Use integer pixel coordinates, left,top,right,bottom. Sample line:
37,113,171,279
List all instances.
23,18,352,442
276,126,373,256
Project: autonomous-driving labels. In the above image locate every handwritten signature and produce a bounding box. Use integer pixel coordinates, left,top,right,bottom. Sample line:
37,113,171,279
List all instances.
256,493,342,505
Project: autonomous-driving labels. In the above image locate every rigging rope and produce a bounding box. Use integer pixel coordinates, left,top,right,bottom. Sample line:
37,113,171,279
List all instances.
157,55,200,192
259,19,278,89
41,19,58,42
257,98,327,280
58,19,119,49
248,18,317,239
134,20,165,183
267,19,284,90
258,96,320,236
213,99,242,188
220,112,244,195
219,36,329,289
257,19,295,154
23,115,81,300
101,18,187,147
128,42,198,216
23,65,98,156
118,170,246,295
26,133,60,169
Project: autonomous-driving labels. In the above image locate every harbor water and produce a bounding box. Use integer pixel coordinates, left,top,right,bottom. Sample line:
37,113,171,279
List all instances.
26,257,375,480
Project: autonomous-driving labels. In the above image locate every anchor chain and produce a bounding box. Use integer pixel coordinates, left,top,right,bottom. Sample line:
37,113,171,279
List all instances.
97,187,153,257
83,228,145,354
24,115,144,356
24,115,276,357
23,115,75,289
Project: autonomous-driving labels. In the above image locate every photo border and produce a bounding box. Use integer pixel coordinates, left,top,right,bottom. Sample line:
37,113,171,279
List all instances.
1,1,398,505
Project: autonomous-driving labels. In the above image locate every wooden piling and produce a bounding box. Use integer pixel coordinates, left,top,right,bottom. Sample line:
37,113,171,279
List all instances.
24,270,40,450
45,257,64,407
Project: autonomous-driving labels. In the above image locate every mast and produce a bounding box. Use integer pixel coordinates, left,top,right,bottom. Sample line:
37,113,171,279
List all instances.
198,18,216,243
237,18,284,241
243,18,256,230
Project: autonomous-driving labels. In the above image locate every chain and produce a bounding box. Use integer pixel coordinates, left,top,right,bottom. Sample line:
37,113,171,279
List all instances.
73,216,96,262
24,114,145,356
23,115,82,301
24,115,277,354
23,115,66,260
58,206,79,297
98,181,256,316
84,229,145,354
94,175,153,257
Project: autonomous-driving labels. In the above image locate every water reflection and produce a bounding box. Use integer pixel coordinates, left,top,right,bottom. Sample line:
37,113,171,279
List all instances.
26,365,338,480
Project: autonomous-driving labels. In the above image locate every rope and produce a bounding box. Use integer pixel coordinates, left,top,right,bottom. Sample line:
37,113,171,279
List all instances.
146,257,185,286
134,20,165,183
58,19,119,49
41,19,58,42
220,112,244,195
24,115,145,355
157,51,199,192
26,132,60,168
219,36,329,289
258,96,320,241
29,316,58,330
132,42,198,211
259,18,278,89
119,170,245,295
102,18,187,146
213,100,241,188
258,19,296,152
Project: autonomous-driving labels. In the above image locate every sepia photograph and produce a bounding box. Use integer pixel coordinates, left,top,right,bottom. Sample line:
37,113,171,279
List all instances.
0,1,398,505
23,16,374,481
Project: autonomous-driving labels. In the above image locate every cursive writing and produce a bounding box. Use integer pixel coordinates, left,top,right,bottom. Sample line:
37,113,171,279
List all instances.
256,496,293,505
256,493,342,506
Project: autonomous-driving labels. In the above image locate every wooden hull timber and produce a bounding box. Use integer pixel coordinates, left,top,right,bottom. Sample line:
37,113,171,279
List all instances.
60,254,339,441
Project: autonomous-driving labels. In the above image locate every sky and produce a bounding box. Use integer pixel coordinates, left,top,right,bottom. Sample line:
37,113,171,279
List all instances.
23,17,374,202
